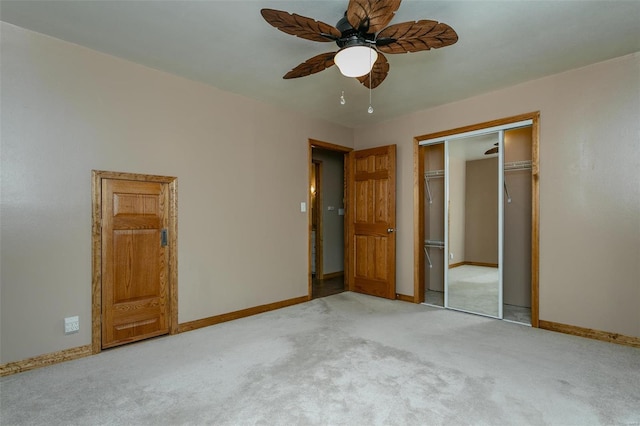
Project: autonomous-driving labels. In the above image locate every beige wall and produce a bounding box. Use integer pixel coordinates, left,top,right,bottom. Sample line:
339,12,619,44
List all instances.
354,52,640,338
0,23,353,363
311,149,345,275
465,158,498,264
448,146,466,266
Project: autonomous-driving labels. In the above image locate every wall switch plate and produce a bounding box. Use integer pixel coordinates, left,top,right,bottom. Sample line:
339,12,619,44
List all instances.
64,316,79,334
450,253,454,260
327,206,335,211
300,202,306,212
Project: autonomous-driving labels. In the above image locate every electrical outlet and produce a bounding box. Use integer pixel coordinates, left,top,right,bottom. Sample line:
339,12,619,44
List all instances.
64,316,79,334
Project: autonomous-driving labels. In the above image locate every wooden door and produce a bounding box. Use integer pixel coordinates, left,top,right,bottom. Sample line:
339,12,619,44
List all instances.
350,145,396,299
101,179,170,348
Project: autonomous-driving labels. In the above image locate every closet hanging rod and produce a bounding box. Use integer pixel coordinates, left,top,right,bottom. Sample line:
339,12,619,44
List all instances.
504,160,532,171
424,169,445,178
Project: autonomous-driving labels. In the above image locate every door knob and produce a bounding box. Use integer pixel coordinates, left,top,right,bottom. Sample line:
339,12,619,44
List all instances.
387,228,395,233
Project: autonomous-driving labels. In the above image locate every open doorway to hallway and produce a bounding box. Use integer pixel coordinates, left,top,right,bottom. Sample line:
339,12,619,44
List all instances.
309,140,351,299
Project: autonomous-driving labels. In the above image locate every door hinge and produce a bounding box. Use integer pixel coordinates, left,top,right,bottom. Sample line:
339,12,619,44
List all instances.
161,229,168,247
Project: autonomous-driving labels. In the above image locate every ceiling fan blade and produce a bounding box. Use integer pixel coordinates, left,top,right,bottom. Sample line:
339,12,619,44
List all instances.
485,147,499,155
376,20,458,54
346,0,401,34
283,52,337,79
261,9,341,42
357,52,390,89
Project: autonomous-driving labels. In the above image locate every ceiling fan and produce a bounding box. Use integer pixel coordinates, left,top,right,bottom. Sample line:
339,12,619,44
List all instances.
260,0,458,89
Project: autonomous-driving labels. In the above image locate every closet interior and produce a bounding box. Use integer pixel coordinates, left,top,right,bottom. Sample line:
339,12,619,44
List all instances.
423,144,446,307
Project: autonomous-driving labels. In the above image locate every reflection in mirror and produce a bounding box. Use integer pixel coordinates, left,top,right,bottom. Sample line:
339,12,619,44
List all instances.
446,133,502,317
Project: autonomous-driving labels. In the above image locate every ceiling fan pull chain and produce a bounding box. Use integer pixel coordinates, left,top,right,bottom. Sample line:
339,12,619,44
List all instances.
368,48,374,114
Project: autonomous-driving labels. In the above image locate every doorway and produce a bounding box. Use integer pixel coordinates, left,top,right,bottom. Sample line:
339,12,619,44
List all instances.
309,140,351,299
414,112,540,326
309,140,398,301
91,170,178,353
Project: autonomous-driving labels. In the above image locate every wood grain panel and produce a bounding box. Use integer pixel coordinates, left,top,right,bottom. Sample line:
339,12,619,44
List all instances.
355,180,371,223
366,235,376,278
354,234,390,282
374,236,388,280
355,235,369,277
351,145,396,299
113,230,160,302
375,179,389,222
0,345,92,377
539,320,640,348
102,178,169,349
375,153,388,171
395,293,414,303
92,170,177,354
352,277,390,298
355,156,370,173
113,193,159,216
530,113,540,327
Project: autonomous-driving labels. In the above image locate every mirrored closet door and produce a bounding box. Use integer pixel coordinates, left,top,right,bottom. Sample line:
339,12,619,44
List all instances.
421,119,533,322
445,132,504,318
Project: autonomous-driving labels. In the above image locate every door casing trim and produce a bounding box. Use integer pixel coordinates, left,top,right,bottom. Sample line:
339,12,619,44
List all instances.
312,159,324,279
91,170,178,354
308,140,352,297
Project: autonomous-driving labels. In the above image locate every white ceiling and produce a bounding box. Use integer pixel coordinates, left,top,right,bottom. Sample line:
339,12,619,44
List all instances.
2,0,639,128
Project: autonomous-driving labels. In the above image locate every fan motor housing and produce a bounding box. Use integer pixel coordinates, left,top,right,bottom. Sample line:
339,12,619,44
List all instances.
335,15,375,48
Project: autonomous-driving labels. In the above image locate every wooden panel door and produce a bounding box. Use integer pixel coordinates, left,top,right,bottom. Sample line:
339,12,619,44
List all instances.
351,145,396,299
102,179,169,348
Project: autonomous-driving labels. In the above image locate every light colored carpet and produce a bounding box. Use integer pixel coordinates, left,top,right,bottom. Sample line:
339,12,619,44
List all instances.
448,266,500,317
503,303,531,325
1,292,639,425
424,289,444,307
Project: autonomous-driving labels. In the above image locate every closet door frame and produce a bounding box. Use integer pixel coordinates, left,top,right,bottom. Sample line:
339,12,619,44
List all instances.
413,112,540,326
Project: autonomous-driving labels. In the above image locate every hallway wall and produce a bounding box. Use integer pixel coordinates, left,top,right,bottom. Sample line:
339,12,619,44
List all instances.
311,149,345,276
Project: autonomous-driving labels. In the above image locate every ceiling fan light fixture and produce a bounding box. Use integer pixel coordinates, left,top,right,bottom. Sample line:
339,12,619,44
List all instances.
334,45,378,78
